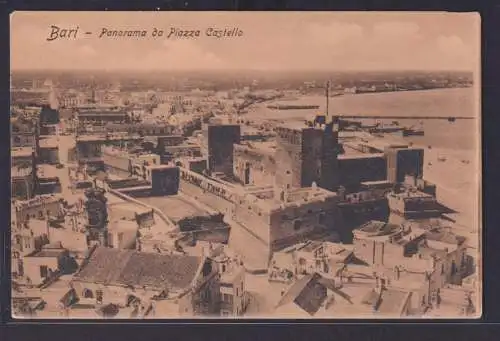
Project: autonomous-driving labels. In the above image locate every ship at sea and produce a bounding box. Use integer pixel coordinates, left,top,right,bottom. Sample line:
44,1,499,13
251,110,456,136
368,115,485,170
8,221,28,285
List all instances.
267,104,320,110
401,127,425,136
400,122,425,137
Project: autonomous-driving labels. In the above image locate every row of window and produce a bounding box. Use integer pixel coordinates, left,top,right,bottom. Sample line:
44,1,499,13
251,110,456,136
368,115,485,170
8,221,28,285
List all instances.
24,209,52,220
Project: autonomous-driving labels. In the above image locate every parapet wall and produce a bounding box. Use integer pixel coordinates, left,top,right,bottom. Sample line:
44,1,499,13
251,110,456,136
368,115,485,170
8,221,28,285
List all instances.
107,188,176,230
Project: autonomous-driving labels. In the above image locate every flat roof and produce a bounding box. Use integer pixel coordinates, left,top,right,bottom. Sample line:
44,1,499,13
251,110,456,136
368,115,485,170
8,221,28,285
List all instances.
11,166,32,177
390,190,434,199
338,153,385,160
235,141,277,156
12,147,33,157
26,249,66,258
136,195,209,222
39,138,59,148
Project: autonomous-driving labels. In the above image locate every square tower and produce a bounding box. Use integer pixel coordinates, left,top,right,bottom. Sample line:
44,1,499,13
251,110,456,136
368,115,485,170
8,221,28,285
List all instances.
273,117,340,198
202,122,241,176
385,147,424,184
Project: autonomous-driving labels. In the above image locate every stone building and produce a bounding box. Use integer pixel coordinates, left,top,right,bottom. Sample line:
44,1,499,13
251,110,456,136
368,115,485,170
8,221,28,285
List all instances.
71,247,221,317
232,185,342,256
202,121,241,176
351,220,468,310
233,141,277,186
23,242,74,286
273,117,340,194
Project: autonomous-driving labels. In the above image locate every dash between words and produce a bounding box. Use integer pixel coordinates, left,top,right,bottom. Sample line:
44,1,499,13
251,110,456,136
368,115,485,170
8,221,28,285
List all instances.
46,25,244,41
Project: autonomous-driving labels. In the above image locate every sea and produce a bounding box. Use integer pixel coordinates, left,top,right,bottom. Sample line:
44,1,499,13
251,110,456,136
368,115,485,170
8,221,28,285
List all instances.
248,87,479,151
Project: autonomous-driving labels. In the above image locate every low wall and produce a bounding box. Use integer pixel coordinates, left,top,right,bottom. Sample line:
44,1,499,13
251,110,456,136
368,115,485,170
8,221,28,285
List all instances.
178,167,244,203
107,188,176,230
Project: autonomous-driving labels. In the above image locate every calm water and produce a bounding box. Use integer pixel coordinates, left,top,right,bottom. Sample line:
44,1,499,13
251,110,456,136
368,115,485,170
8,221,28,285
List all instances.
250,87,479,150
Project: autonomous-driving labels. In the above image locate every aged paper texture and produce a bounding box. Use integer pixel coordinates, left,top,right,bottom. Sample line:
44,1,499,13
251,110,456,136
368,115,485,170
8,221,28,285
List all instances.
10,11,481,319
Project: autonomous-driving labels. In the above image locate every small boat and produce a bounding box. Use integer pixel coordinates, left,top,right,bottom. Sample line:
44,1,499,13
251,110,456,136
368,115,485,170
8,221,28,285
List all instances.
402,128,424,136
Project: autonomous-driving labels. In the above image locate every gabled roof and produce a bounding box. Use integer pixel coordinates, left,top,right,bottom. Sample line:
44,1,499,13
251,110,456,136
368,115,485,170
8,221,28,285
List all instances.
276,273,331,316
73,247,203,292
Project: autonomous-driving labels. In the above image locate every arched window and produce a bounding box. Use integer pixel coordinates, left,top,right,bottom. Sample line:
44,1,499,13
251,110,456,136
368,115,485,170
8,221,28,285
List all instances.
82,288,94,298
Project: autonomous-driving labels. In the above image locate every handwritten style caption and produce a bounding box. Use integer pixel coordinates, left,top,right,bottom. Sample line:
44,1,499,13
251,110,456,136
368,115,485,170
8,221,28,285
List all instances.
46,25,244,41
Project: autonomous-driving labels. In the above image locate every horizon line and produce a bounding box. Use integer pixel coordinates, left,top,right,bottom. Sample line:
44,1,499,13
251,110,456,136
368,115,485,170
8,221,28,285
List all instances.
11,68,475,73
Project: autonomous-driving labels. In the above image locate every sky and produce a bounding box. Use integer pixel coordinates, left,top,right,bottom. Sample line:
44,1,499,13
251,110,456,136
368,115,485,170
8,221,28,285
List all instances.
10,11,480,72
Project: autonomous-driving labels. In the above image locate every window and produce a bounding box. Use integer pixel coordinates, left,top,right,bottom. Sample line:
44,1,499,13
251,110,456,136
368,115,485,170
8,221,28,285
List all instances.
451,261,457,275
82,288,94,298
293,220,302,231
38,210,44,218
96,290,103,304
40,265,48,278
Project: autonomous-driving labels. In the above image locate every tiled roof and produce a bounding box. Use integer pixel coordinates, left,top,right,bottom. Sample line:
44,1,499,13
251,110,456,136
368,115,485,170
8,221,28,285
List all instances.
277,273,330,316
74,247,202,291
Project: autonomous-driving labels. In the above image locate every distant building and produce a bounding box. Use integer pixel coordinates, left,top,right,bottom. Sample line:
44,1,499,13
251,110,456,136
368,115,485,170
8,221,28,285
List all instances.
39,105,60,125
76,107,130,124
11,116,37,148
13,194,64,227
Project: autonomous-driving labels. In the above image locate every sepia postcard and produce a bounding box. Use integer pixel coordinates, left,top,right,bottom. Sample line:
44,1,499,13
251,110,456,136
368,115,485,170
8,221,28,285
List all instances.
10,11,481,319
